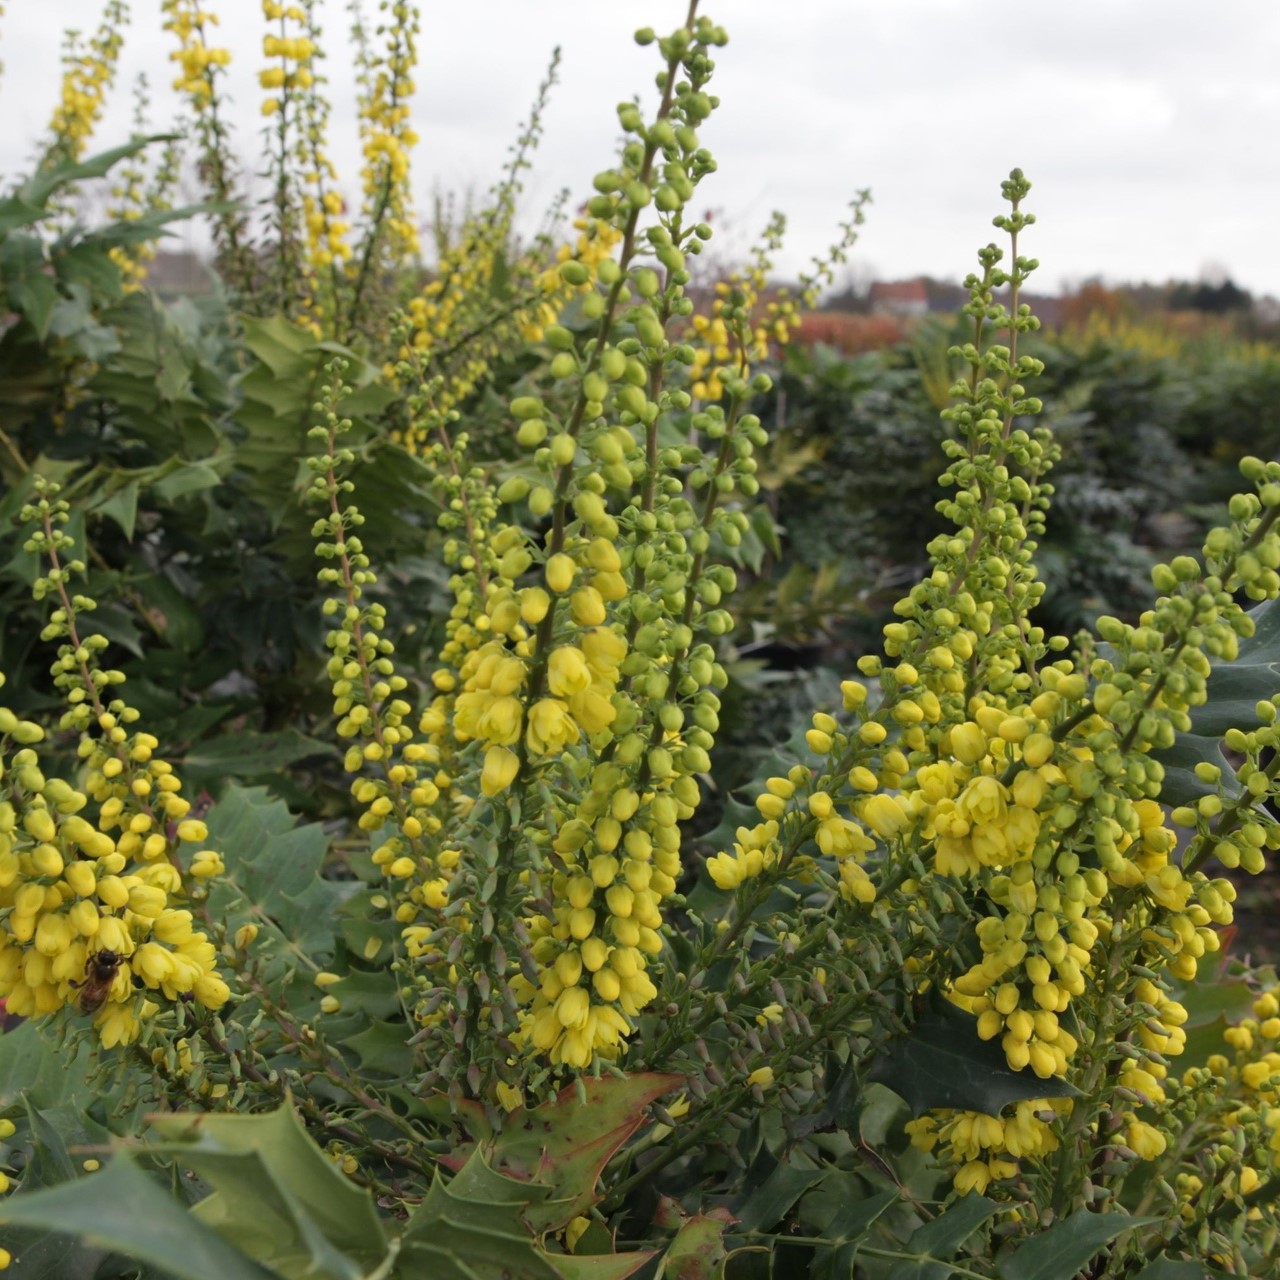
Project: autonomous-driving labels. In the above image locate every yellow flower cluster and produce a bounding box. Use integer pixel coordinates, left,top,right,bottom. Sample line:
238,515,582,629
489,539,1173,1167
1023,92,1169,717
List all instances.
4,489,232,1049
0,686,227,1044
453,622,627,799
389,217,622,455
355,0,420,262
1149,985,1280,1263
515,767,693,1068
686,212,809,402
45,1,128,163
689,270,796,403
259,5,317,116
525,217,625,342
303,188,351,273
905,1098,1069,1195
705,175,1280,1205
161,1,231,102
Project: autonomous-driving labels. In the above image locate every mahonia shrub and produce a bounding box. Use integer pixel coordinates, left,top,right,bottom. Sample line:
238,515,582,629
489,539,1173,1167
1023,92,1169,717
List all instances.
1,4,1280,1279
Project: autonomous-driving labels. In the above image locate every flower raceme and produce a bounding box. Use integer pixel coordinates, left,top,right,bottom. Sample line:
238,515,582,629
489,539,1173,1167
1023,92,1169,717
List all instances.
705,170,1280,1203
0,487,231,1051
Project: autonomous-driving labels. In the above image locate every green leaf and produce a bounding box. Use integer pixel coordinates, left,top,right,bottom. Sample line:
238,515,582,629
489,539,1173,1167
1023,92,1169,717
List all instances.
995,1209,1155,1280
55,240,125,300
661,1212,731,1279
151,460,224,503
132,569,206,653
0,1156,275,1280
804,1184,899,1280
0,196,45,236
1169,974,1256,1068
22,1096,76,1188
19,137,166,208
0,232,59,339
884,1196,998,1279
553,1254,655,1280
0,1022,92,1112
472,1073,684,1233
181,730,330,788
147,1104,388,1275
202,785,348,976
906,1195,998,1259
325,966,404,1019
241,313,325,376
733,1158,827,1233
1158,595,1280,807
1152,732,1242,808
400,1150,655,1280
1132,1258,1228,1279
1191,595,1280,737
869,997,1079,1117
89,479,141,540
344,1019,415,1077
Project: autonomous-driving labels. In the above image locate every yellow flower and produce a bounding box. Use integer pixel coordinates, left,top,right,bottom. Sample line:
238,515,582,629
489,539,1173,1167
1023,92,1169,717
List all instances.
957,776,1009,828
546,553,576,594
859,794,911,840
526,699,580,756
547,647,592,697
1125,1120,1167,1160
481,746,520,797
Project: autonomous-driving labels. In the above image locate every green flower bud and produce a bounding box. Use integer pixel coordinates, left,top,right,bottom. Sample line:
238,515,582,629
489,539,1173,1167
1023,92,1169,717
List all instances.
497,476,530,504
549,434,577,467
517,418,548,447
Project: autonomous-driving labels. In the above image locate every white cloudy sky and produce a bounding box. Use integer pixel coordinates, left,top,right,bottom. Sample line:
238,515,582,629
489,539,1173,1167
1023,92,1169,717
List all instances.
3,0,1278,296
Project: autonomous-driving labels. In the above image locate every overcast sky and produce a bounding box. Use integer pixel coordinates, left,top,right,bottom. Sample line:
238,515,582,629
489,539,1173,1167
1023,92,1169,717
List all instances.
4,0,1279,297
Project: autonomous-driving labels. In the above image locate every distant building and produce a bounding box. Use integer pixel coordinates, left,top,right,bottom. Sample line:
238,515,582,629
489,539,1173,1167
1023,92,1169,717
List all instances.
143,250,214,299
868,279,929,318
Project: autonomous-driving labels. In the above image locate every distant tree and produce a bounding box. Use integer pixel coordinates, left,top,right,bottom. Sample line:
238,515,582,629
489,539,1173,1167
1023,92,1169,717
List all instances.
1061,280,1134,328
1169,277,1252,313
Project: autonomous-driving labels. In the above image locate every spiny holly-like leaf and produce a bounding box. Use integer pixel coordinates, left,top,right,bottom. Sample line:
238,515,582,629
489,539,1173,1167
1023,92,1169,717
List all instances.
0,1156,274,1280
146,1103,388,1268
401,1150,654,1280
18,137,167,209
995,1209,1155,1280
660,1211,733,1279
733,1157,828,1234
181,730,331,791
1156,594,1280,806
446,1073,683,1233
0,1022,92,1112
1132,1258,1230,1279
869,998,1079,1117
202,784,351,978
805,1185,899,1280
343,1018,415,1078
1151,733,1241,808
884,1195,998,1279
1190,595,1280,736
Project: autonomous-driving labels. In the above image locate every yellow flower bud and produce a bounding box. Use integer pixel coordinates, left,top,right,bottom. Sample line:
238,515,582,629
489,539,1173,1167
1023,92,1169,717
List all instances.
860,794,910,840
950,722,987,764
546,553,576,594
481,746,520,797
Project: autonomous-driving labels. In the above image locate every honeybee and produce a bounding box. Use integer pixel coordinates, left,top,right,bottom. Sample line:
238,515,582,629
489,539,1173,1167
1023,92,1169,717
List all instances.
75,949,123,1016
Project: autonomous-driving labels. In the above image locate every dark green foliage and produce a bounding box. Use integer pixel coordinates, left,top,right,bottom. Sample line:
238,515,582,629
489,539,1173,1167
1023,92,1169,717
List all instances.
868,997,1079,1118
